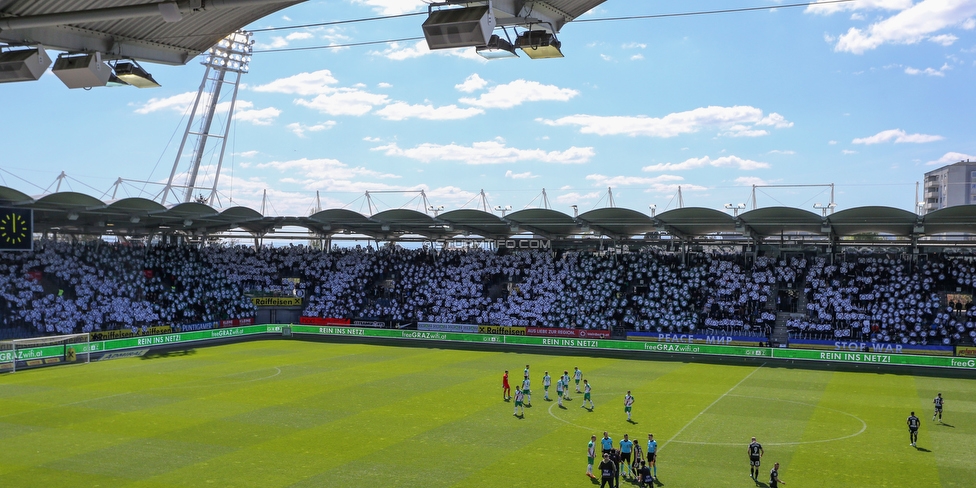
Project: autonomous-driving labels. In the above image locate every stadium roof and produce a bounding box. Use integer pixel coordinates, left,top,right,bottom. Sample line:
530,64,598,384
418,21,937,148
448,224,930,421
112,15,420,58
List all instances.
7,186,976,243
0,0,305,65
0,0,606,66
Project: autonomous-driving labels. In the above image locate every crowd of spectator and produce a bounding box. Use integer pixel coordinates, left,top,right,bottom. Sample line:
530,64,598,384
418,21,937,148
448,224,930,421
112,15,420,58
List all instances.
1,240,975,346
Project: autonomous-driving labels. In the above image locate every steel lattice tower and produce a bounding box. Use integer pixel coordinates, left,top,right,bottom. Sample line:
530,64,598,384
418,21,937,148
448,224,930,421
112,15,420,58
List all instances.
160,30,252,206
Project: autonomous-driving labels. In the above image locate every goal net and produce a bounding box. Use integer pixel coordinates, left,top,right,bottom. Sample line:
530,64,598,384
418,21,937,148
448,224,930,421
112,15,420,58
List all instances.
0,333,90,373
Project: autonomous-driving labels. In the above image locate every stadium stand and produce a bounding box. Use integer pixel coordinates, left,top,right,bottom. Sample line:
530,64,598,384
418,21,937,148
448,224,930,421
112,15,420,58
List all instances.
1,241,975,345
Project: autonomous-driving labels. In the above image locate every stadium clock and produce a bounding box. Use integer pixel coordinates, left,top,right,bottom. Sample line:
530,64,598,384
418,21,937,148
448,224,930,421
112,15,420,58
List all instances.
0,208,33,251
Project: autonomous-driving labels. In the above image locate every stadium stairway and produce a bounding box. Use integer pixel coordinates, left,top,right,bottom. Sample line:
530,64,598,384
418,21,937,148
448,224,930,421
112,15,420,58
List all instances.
772,313,792,345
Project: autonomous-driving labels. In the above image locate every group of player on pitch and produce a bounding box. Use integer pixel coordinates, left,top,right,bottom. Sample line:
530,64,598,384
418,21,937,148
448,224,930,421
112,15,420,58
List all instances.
588,431,658,487
504,364,592,417
908,392,946,448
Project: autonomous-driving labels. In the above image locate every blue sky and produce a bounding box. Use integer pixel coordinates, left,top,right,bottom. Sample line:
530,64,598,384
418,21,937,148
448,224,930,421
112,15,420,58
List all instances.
3,0,976,218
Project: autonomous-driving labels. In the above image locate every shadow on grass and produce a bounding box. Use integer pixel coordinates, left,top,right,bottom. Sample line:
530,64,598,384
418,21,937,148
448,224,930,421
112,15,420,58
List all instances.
937,422,955,428
915,446,932,452
141,348,196,360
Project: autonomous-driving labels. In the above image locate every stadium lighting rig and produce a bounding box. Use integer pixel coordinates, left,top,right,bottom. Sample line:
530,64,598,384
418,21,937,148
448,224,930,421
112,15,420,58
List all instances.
813,202,837,217
422,0,567,60
724,203,746,217
0,45,162,89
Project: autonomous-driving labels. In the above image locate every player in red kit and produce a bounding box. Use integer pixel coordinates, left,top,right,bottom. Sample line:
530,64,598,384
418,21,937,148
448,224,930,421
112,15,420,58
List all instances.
503,370,511,401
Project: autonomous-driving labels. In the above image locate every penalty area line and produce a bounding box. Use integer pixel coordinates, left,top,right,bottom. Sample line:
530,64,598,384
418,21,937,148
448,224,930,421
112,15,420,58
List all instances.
660,363,765,452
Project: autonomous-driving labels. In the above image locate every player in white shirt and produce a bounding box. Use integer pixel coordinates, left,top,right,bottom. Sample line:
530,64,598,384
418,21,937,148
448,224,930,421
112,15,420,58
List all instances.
522,377,532,406
581,379,594,409
513,386,525,417
624,391,635,421
556,376,565,407
543,371,552,401
574,367,583,393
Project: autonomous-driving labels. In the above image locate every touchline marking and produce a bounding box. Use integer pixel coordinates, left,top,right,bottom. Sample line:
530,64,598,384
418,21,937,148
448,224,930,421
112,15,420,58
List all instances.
659,363,764,452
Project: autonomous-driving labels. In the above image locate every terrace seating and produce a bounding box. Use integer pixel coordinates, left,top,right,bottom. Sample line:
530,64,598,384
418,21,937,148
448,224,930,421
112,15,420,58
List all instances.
0,241,973,345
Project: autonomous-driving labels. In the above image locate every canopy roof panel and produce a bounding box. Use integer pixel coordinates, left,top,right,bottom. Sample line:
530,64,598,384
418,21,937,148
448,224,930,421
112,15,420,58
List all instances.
10,187,976,242
739,206,824,236
0,0,306,65
827,206,918,236
577,207,655,237
656,207,735,236
922,205,976,235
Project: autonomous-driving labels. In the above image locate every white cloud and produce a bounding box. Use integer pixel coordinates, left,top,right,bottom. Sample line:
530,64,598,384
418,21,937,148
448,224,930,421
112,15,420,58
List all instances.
555,192,601,204
585,174,707,193
459,79,579,109
600,54,614,62
643,155,770,172
842,149,859,154
351,0,426,15
455,74,488,93
257,31,314,50
256,157,401,192
829,140,838,145
505,170,539,180
234,103,281,126
234,150,259,158
830,0,976,54
370,40,486,63
852,128,944,144
133,91,196,114
926,151,976,165
539,106,791,138
734,176,770,186
622,42,647,49
134,95,278,125
807,0,913,15
719,125,769,138
758,113,794,128
377,82,392,88
929,34,959,45
905,63,951,76
287,121,336,137
374,102,484,121
295,89,390,116
767,150,796,155
251,70,339,95
630,54,645,61
373,139,595,165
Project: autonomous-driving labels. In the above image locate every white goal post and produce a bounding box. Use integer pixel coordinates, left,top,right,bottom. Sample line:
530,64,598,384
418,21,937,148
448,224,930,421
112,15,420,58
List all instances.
0,333,90,373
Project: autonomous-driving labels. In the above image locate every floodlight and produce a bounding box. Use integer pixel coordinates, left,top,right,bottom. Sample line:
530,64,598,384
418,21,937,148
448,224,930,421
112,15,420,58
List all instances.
106,74,130,87
113,60,160,88
516,30,563,59
0,47,51,83
52,53,111,89
423,5,495,50
477,34,518,59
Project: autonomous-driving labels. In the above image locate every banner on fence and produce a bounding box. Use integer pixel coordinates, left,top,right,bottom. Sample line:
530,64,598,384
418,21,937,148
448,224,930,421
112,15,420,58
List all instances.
527,327,610,339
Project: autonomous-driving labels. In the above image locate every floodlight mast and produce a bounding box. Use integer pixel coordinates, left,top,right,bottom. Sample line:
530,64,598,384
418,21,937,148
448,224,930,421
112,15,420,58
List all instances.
160,30,252,206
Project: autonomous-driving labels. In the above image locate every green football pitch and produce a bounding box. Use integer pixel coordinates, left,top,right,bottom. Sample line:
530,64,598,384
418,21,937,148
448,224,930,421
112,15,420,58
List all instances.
1,339,974,487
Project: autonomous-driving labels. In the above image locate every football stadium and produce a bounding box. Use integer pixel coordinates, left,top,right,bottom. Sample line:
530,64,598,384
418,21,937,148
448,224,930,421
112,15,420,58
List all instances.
3,1,976,487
